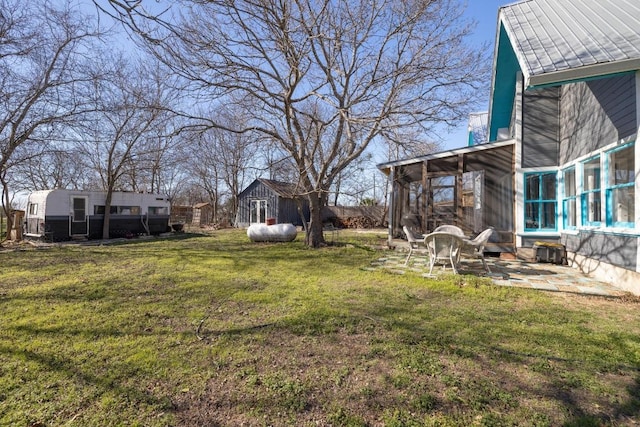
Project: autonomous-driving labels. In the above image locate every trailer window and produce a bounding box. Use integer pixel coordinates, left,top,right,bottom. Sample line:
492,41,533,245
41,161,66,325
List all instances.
72,197,86,222
117,206,140,215
149,206,168,215
28,203,38,215
94,205,141,215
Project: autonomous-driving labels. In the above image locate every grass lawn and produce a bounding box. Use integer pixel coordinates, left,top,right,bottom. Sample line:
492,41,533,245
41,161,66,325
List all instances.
1,229,639,426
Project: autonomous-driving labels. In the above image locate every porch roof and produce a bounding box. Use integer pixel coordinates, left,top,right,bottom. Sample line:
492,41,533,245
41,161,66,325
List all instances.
376,138,515,180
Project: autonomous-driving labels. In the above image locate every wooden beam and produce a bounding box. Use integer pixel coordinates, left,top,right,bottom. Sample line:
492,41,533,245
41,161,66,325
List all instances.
456,154,464,227
421,161,428,233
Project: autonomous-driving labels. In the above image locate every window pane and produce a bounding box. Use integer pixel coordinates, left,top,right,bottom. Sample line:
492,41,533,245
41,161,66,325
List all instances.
584,191,602,222
541,173,556,200
250,201,257,223
73,198,86,222
609,145,634,186
540,202,556,229
525,202,539,229
259,201,266,222
564,199,576,228
149,206,168,215
583,157,601,190
525,175,539,200
611,186,634,224
564,169,575,197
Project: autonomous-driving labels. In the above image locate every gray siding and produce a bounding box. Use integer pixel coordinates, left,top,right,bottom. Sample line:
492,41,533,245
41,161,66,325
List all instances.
559,73,637,164
561,231,637,271
465,145,514,240
237,180,309,227
277,197,308,226
237,181,280,226
522,87,560,168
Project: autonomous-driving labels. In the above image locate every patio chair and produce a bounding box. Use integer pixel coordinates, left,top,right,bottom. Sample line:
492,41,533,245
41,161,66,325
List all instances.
402,225,425,265
424,231,464,275
461,227,494,273
434,224,465,237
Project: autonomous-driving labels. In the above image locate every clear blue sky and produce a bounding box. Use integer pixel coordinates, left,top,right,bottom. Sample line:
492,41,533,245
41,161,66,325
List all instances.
440,0,510,151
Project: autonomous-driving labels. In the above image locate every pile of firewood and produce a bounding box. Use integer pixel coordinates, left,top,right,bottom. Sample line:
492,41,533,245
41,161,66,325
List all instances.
334,216,378,229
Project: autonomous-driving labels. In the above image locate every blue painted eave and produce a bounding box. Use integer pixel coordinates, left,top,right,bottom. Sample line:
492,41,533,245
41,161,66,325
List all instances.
489,24,521,142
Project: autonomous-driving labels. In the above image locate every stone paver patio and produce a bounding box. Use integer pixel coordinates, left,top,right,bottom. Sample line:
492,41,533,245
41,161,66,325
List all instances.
365,252,629,297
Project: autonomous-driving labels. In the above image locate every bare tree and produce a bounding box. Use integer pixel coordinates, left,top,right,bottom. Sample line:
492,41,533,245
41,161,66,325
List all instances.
0,0,104,240
78,56,177,239
99,0,489,246
11,147,89,191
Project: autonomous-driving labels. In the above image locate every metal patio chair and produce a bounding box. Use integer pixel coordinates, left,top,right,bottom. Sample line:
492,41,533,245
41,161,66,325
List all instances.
402,225,425,266
461,227,495,273
424,231,464,275
434,224,465,237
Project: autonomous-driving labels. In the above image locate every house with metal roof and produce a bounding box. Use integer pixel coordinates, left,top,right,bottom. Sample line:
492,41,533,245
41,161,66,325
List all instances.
378,0,640,294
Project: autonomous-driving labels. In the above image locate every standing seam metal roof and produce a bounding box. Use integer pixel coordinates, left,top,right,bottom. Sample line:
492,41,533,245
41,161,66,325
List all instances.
500,0,640,84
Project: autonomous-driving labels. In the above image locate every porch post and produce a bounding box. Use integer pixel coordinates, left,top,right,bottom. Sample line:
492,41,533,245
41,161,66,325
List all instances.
421,161,428,233
635,71,640,273
456,154,464,227
387,166,395,247
513,71,524,248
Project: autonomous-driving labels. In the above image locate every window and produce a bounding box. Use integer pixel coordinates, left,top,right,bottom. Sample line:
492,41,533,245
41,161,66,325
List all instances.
148,206,168,215
606,143,635,228
72,197,86,222
581,156,601,226
28,203,38,215
524,172,557,231
117,206,140,215
93,205,141,215
562,167,577,229
250,200,267,224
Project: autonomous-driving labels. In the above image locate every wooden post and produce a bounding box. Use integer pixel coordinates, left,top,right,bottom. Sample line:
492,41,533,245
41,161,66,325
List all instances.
387,166,395,246
456,154,464,227
421,161,428,233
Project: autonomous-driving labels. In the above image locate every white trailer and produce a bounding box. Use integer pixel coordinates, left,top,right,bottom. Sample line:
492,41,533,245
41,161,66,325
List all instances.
24,189,171,241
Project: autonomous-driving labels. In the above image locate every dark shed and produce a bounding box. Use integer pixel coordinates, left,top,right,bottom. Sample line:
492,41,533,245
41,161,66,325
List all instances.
236,178,310,227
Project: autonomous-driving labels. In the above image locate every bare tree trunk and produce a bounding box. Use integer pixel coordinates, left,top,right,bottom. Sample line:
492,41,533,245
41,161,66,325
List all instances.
305,191,325,248
102,187,114,240
1,175,13,243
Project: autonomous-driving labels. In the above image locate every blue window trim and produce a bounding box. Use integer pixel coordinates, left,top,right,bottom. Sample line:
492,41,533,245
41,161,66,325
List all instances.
524,171,558,232
605,142,635,228
562,166,577,230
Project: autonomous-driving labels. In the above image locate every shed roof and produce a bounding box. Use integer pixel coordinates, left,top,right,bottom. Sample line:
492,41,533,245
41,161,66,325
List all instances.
257,179,302,198
500,0,640,88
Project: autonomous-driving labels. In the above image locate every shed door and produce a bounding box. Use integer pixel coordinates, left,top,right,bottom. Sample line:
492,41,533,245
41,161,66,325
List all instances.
70,196,88,235
250,200,267,224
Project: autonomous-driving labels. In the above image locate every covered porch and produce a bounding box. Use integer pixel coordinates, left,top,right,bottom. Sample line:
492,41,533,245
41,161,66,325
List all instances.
378,140,516,253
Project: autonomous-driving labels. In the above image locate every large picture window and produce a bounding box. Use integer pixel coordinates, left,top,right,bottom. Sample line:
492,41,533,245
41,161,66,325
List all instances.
581,156,601,226
606,143,635,228
524,172,557,231
562,167,577,229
